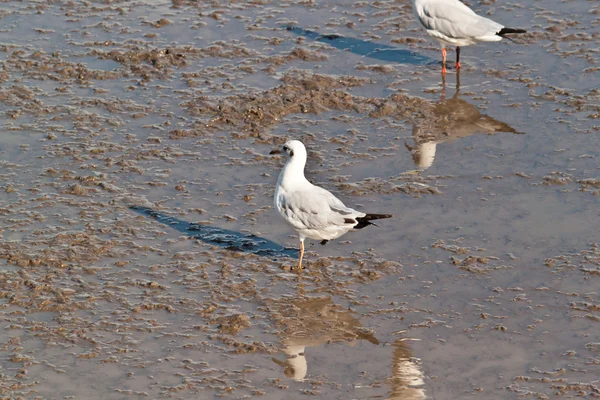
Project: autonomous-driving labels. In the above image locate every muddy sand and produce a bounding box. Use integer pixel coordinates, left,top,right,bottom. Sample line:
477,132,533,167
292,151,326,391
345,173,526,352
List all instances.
0,0,599,399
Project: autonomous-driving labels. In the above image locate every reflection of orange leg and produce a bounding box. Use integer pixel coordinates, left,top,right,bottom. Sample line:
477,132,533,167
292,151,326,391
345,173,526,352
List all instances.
441,73,447,101
456,46,461,69
441,48,447,75
297,240,304,269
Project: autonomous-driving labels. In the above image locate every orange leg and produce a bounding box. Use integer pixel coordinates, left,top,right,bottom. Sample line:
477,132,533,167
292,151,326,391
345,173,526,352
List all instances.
297,240,304,269
456,46,461,69
441,48,447,74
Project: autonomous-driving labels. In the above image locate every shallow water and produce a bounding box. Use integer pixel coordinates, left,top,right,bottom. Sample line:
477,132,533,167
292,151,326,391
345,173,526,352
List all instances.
0,0,599,399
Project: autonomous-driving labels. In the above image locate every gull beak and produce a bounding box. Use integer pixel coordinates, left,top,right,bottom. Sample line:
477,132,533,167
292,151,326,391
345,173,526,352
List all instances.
269,149,281,155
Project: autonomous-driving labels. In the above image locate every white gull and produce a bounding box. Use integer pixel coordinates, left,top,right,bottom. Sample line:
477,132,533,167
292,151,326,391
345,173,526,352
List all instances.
412,0,526,72
270,140,392,269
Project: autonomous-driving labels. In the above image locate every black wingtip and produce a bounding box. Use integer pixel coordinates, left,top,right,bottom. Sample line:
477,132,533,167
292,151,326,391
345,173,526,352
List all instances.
354,213,393,230
363,213,393,220
497,28,527,37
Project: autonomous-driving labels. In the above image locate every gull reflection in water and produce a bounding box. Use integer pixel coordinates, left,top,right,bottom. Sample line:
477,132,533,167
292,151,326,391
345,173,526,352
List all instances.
270,296,379,381
406,73,522,170
388,338,426,400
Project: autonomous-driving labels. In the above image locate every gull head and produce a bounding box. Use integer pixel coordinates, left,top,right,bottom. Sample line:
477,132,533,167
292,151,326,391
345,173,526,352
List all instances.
269,140,307,162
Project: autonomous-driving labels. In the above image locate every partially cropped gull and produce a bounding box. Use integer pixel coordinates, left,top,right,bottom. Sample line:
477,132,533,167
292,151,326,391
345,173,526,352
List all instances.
412,0,526,73
270,140,392,269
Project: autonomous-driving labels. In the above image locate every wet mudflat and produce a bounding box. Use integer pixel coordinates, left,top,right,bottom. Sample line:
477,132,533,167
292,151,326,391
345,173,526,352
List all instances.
0,0,599,399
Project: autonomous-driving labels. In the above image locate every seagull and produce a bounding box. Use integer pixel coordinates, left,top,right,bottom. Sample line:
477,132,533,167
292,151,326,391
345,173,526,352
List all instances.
270,140,392,269
412,0,526,73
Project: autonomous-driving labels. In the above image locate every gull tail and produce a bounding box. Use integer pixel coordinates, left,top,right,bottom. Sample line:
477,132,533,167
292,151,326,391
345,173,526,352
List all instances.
354,213,393,230
497,28,527,38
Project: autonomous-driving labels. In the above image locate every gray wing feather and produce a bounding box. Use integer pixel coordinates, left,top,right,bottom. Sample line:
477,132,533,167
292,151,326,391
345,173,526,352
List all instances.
282,185,361,230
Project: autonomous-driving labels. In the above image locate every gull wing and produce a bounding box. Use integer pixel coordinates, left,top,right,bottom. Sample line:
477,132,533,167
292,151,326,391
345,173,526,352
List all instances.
280,185,361,231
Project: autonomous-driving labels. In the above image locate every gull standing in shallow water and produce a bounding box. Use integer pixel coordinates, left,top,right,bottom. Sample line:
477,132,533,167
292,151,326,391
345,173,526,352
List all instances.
412,0,526,73
270,140,392,269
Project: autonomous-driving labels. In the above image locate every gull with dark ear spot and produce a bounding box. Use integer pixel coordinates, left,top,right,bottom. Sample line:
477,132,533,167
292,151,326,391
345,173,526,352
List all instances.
270,140,392,269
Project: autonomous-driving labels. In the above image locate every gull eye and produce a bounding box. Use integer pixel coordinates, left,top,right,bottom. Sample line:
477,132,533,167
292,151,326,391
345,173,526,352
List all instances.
283,145,289,152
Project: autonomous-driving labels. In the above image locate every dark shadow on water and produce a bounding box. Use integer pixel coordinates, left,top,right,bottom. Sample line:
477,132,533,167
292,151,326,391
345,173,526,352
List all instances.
286,26,438,66
130,206,298,259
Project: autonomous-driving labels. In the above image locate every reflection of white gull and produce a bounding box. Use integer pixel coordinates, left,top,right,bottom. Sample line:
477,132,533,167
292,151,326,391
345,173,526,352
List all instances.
406,83,520,170
281,344,308,381
388,339,426,400
412,0,526,73
270,140,392,269
270,296,379,381
408,140,438,170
